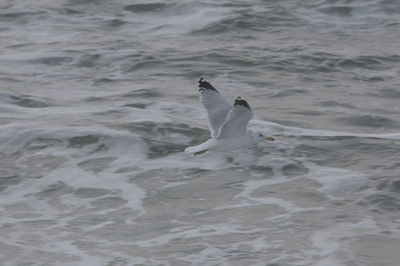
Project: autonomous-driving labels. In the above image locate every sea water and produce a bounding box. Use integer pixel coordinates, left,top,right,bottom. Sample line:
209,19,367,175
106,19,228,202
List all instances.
1,0,400,265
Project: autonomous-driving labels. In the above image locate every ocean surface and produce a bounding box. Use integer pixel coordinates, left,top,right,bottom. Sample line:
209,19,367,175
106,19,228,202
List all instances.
1,0,400,265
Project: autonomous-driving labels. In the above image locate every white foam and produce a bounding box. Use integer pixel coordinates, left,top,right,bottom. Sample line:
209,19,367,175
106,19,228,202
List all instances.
232,237,272,252
134,222,262,248
122,2,234,36
305,162,369,197
0,107,150,224
251,119,400,140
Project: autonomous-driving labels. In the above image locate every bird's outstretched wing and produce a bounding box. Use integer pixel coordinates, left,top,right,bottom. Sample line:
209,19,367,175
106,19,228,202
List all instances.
198,78,232,138
217,97,253,139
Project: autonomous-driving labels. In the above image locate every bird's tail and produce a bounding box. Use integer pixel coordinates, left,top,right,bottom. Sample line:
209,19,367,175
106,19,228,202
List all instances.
184,146,198,153
184,143,209,155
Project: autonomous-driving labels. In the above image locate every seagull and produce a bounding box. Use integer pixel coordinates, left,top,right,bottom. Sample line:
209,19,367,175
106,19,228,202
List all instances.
185,78,275,155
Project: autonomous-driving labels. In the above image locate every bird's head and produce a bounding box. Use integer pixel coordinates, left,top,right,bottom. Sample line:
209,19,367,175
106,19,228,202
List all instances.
251,131,275,143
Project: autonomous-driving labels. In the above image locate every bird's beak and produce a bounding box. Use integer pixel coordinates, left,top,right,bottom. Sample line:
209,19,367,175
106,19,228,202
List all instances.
266,136,275,141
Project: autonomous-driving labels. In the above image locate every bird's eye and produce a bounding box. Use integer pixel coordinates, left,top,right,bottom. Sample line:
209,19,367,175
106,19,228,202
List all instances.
259,134,262,137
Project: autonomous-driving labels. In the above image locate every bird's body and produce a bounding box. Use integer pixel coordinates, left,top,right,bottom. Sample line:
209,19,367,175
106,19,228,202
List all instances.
185,78,274,155
185,133,254,154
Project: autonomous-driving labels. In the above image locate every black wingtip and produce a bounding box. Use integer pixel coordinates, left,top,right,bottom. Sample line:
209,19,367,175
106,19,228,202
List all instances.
234,97,251,110
198,78,218,92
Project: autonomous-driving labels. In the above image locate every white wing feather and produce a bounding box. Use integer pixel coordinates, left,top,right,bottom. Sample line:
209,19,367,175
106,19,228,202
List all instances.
217,97,253,139
198,79,232,138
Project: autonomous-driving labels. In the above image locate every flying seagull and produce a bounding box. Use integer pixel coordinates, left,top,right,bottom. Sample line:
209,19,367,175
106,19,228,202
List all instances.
185,78,275,155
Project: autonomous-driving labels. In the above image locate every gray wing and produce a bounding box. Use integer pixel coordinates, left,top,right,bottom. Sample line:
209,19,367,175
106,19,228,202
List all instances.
217,97,253,139
198,78,232,138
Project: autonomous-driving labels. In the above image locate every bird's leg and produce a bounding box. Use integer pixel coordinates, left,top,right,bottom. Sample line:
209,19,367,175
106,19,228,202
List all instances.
194,149,208,155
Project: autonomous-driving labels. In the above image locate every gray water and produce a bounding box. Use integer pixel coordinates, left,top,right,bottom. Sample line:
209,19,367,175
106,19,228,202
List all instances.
1,0,400,265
